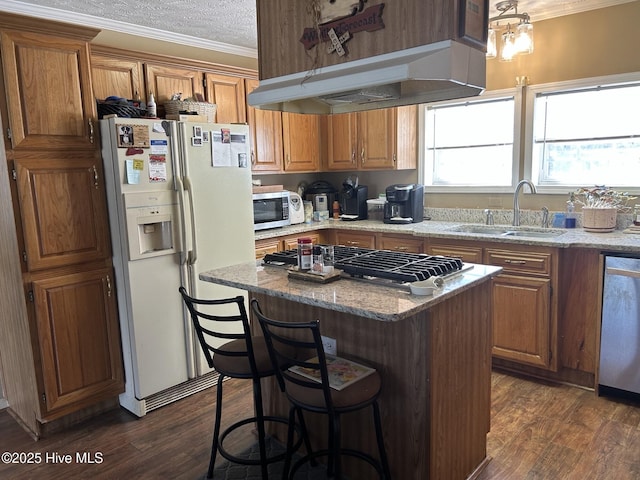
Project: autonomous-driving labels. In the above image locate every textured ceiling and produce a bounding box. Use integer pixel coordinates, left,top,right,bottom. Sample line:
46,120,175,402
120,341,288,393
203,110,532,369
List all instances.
0,0,635,57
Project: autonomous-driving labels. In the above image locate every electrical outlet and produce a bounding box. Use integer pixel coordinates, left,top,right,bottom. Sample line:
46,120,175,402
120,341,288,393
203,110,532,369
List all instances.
321,335,337,355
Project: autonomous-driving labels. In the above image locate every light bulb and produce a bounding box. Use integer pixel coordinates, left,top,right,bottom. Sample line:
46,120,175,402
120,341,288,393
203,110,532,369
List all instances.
486,27,497,58
515,21,534,54
500,29,516,62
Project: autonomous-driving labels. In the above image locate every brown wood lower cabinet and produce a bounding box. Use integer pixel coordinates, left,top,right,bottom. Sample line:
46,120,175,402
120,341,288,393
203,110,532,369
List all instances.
428,241,559,372
378,233,424,253
485,247,558,371
428,241,483,263
333,230,376,249
255,231,324,259
30,266,124,419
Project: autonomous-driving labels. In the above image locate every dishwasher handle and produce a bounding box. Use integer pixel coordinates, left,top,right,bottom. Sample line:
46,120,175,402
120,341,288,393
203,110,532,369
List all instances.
606,266,640,279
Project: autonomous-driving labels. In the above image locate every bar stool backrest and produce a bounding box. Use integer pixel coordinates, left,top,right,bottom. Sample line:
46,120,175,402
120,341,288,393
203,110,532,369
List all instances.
251,299,334,412
179,286,257,373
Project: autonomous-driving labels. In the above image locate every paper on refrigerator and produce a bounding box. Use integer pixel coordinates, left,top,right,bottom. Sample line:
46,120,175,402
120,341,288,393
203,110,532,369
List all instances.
210,128,249,168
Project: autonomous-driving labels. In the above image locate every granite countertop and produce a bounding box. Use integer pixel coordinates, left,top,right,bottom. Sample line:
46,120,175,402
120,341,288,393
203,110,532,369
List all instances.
199,261,503,322
255,218,640,253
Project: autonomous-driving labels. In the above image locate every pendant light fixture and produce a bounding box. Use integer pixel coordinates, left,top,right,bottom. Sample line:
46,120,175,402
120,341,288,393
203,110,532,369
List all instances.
486,0,534,61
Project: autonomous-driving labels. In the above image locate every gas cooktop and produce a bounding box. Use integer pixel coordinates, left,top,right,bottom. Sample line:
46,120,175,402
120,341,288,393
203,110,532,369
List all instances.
262,245,466,283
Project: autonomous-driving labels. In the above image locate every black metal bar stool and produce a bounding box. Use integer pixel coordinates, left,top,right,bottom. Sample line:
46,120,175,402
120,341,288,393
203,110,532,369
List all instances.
251,298,392,480
179,287,308,479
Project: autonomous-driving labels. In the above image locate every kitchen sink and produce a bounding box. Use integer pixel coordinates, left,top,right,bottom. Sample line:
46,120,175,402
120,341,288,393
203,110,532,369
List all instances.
502,230,566,238
449,225,510,234
449,224,566,238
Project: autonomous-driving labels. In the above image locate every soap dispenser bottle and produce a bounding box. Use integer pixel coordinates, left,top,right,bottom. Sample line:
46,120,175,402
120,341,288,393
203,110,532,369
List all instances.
565,192,576,228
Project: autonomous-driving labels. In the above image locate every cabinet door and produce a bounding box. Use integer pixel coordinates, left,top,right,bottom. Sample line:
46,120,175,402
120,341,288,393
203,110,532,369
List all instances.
1,30,96,150
144,64,204,116
245,79,283,172
32,267,124,416
491,274,553,370
205,73,247,123
282,113,320,172
327,113,357,170
358,108,396,169
91,54,144,101
14,155,111,271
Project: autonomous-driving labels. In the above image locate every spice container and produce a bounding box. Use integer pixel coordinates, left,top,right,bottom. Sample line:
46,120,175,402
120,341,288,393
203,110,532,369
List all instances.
312,246,324,274
297,237,313,271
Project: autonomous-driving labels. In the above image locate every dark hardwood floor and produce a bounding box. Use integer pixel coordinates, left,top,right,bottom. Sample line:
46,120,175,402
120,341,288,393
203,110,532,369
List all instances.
1,371,639,479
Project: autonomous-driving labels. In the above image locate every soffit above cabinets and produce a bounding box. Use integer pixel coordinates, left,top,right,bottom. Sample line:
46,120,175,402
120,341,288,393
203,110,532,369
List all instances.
0,0,635,56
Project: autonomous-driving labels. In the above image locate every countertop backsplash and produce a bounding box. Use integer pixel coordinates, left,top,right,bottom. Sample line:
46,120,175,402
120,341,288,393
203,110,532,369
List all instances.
425,207,633,231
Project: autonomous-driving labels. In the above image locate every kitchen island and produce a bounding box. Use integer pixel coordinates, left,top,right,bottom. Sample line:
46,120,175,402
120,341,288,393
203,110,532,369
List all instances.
200,260,502,479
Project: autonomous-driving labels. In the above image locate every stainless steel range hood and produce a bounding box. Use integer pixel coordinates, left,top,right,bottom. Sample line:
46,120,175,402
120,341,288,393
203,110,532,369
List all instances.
248,40,486,114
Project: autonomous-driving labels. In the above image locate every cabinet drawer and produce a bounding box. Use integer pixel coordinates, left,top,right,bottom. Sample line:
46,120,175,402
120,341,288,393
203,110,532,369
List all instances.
334,231,376,249
378,234,424,253
283,233,321,250
485,249,552,276
428,243,483,264
255,239,281,260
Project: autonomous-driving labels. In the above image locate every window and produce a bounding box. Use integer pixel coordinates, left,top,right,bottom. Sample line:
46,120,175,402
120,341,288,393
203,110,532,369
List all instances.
525,74,640,192
422,88,520,192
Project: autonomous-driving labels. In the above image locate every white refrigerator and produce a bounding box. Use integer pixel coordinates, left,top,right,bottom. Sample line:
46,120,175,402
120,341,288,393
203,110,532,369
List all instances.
100,117,255,416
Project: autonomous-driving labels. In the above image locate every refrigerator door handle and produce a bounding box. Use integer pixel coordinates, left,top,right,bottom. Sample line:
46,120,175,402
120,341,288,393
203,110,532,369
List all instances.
165,122,188,264
184,175,198,265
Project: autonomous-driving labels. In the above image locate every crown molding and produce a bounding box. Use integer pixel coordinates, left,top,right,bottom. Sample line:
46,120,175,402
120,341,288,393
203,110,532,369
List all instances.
0,0,258,59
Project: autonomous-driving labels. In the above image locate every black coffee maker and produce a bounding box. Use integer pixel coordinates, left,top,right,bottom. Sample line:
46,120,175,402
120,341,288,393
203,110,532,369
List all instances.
339,177,368,220
384,184,424,224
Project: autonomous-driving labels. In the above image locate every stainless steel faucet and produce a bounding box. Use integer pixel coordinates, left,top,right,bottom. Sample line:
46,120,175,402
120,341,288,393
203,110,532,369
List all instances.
541,206,549,228
484,209,494,225
513,179,537,226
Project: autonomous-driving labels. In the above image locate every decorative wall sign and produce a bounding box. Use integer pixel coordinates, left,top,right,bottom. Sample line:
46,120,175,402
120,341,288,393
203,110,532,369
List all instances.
459,0,488,47
327,28,351,56
300,2,385,52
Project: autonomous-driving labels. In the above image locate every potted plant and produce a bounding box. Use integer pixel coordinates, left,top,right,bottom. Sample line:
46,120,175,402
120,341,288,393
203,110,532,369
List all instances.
575,186,636,232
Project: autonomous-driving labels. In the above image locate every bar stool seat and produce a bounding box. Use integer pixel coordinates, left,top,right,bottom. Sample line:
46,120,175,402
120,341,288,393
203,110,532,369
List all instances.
251,298,391,480
179,287,308,479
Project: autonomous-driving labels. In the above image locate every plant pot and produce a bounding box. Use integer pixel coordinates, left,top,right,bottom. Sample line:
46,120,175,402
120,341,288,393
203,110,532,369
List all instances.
582,207,617,232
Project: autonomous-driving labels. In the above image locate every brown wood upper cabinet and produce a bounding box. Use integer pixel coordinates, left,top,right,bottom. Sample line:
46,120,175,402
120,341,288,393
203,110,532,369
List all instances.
91,54,145,101
246,79,320,173
13,154,111,271
1,29,97,150
144,63,205,117
205,73,247,124
327,106,417,171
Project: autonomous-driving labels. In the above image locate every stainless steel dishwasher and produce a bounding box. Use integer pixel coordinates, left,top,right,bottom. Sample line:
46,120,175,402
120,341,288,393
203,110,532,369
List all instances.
599,253,640,397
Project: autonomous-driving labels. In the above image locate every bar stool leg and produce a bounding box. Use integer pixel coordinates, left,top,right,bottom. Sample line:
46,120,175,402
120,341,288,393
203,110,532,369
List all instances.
207,373,226,479
372,400,391,480
252,376,269,479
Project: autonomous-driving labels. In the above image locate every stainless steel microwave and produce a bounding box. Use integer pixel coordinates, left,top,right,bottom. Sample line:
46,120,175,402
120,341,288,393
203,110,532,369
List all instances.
252,191,291,230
